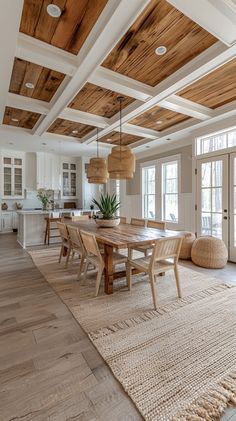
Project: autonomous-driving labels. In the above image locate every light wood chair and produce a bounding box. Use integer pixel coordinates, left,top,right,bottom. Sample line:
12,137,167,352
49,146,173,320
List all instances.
80,230,128,297
44,215,62,245
130,217,146,226
119,216,127,224
147,219,166,230
129,219,166,258
127,236,183,309
57,222,71,267
67,225,86,280
63,215,89,222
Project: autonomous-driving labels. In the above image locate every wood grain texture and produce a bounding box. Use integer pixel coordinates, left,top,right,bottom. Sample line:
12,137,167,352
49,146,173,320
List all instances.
130,105,190,131
99,131,142,146
66,220,182,249
179,59,236,109
102,0,216,86
3,106,41,129
20,0,108,55
69,83,134,118
9,58,65,102
47,118,93,138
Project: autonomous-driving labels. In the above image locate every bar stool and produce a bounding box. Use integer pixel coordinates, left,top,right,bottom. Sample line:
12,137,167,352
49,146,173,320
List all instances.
44,212,62,245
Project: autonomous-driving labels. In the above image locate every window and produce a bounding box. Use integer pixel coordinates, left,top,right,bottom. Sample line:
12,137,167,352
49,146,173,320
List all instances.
142,166,155,219
197,127,236,155
162,160,178,222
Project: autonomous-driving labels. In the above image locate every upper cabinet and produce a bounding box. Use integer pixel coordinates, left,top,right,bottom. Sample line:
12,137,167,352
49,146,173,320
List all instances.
36,153,60,191
1,152,25,198
62,161,77,198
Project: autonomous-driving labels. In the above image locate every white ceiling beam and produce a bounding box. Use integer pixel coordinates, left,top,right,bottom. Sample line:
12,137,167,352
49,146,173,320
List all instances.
33,0,151,136
16,33,77,76
167,0,236,46
90,66,153,102
122,123,160,139
7,93,50,114
60,108,109,129
85,41,236,144
159,95,214,120
0,0,24,124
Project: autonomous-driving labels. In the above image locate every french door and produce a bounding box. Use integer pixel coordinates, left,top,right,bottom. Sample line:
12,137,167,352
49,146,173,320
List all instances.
197,153,236,262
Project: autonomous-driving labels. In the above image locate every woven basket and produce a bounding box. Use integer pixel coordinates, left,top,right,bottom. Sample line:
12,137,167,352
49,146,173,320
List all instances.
191,236,228,269
179,231,196,260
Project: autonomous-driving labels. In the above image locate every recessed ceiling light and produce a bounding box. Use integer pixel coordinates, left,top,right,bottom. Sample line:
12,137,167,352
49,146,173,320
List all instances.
72,130,78,134
42,142,47,146
47,4,62,18
145,146,150,149
107,138,112,142
155,46,167,56
9,142,14,145
166,138,171,141
156,120,163,125
11,118,19,122
25,82,35,89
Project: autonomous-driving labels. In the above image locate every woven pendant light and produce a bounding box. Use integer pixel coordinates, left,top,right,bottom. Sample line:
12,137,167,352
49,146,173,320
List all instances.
108,97,136,180
87,128,108,184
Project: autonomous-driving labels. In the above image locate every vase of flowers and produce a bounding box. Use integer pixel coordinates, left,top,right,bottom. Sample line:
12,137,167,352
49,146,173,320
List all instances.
92,193,120,228
37,190,50,211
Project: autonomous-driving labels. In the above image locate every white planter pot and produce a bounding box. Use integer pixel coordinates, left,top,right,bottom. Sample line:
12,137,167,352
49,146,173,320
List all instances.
95,218,120,228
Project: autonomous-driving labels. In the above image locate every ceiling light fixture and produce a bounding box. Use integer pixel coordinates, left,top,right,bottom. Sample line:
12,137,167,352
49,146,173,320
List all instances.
155,46,167,56
156,120,163,125
108,97,136,180
11,118,19,122
87,128,109,184
47,4,62,18
42,142,47,146
25,82,35,89
72,130,78,134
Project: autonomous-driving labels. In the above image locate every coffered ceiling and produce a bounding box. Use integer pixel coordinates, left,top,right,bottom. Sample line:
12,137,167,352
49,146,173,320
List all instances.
1,0,236,152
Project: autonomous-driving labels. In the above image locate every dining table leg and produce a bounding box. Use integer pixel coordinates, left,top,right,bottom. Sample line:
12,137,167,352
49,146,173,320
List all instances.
104,244,114,294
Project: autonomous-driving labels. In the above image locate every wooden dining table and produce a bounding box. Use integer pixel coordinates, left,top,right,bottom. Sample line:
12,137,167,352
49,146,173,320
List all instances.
66,220,182,295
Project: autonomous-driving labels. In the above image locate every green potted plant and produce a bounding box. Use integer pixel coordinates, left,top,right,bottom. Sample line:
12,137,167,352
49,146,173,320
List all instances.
92,193,120,227
37,190,50,211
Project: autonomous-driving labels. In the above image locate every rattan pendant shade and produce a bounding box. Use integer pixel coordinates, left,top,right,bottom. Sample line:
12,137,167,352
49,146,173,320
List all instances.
87,129,108,184
108,97,135,180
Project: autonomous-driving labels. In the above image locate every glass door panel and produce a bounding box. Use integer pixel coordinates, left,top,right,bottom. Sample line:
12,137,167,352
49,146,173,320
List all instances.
14,168,22,196
4,167,12,196
197,155,228,245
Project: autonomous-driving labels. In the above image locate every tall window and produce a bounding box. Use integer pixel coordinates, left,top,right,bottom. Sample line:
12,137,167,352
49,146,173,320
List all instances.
142,166,155,218
162,160,178,222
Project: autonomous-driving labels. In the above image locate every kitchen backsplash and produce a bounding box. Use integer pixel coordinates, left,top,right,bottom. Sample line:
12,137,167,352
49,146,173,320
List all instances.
1,191,80,211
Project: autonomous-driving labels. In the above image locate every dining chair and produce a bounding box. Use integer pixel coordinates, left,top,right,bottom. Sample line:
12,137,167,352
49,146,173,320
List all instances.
80,230,128,297
127,236,183,309
67,225,86,280
44,214,62,245
130,217,146,226
57,222,71,267
119,216,127,224
147,220,166,230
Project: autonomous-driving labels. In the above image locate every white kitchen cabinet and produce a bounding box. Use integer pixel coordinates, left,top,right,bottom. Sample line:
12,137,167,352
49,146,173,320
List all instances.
61,160,77,198
36,153,60,190
1,152,25,199
1,212,13,232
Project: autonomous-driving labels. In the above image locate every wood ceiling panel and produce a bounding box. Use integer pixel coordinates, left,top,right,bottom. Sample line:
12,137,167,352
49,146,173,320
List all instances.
3,107,41,129
9,58,65,102
102,0,216,87
130,106,190,132
179,59,236,109
100,131,142,146
20,0,108,55
69,83,134,118
47,118,93,138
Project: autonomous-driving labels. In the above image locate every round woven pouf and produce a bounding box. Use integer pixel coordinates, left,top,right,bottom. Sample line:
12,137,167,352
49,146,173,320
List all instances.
179,231,196,260
191,236,228,269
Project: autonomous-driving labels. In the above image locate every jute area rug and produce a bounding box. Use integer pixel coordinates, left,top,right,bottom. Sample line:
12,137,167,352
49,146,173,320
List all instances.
29,247,236,421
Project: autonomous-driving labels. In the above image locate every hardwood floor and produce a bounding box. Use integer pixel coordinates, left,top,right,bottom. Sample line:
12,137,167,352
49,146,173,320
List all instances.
0,233,236,421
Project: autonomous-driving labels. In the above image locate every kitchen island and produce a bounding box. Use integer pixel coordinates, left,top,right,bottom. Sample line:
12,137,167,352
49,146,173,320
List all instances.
17,209,92,248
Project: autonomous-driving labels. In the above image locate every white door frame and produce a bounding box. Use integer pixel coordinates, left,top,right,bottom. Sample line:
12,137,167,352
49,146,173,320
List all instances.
230,153,236,262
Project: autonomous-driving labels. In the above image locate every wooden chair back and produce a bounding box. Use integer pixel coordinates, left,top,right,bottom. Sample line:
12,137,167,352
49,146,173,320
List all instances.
119,216,127,224
67,225,84,252
80,230,102,259
49,211,61,218
151,236,183,266
57,222,69,242
130,218,146,227
147,219,166,230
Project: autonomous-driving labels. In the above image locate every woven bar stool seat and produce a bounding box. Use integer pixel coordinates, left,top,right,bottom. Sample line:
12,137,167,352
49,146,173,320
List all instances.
179,231,196,260
191,236,228,269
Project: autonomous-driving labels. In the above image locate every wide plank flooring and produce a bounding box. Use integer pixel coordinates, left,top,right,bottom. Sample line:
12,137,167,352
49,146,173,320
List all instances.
0,233,236,421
